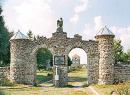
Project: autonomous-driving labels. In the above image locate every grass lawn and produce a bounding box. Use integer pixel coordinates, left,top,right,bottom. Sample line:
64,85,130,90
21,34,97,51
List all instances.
68,67,88,87
0,67,90,95
36,70,52,84
0,67,130,95
93,81,130,95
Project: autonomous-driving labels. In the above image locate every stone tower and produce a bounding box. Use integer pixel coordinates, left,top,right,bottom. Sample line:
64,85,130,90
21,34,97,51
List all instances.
95,26,115,85
10,31,34,84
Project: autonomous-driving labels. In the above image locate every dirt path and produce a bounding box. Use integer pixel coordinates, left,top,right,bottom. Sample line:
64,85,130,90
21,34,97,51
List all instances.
88,86,101,95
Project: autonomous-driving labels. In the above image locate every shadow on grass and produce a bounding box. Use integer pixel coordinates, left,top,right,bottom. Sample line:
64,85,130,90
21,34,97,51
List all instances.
36,74,52,84
68,76,87,82
63,85,88,88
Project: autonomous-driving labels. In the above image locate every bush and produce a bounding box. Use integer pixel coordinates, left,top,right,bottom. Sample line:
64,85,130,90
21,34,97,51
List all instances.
0,78,14,86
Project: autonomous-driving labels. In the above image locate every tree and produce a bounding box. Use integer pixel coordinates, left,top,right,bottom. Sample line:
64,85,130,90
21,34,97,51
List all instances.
114,39,123,62
68,56,72,66
36,48,53,70
126,50,130,64
0,6,10,66
114,39,130,64
27,30,33,40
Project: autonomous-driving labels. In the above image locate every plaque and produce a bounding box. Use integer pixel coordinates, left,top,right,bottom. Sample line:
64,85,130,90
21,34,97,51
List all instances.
54,55,65,65
55,75,59,80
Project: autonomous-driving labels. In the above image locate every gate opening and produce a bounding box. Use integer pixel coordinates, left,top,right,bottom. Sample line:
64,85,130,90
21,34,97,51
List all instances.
68,48,88,87
36,48,53,86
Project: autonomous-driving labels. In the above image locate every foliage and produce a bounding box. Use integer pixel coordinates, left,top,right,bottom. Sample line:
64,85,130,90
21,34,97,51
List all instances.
68,56,72,66
0,78,14,86
0,6,10,67
37,48,53,70
127,50,130,64
27,30,33,40
114,39,130,64
114,39,123,62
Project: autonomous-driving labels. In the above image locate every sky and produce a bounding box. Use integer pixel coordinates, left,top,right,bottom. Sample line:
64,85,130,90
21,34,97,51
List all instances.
1,0,130,64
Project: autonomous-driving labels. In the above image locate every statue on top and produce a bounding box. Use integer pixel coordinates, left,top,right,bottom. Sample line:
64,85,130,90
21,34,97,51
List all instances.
57,18,63,32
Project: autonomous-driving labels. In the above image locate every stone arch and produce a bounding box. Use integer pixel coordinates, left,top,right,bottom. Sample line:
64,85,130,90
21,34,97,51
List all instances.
29,44,54,84
68,47,88,86
65,41,99,84
66,45,93,83
66,45,88,67
31,44,54,56
66,45,88,55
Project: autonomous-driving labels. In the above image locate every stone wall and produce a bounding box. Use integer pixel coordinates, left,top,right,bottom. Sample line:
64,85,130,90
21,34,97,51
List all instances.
0,66,10,80
114,63,130,83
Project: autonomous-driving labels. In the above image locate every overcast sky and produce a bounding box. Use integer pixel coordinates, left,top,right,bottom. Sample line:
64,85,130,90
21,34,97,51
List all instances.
1,0,130,64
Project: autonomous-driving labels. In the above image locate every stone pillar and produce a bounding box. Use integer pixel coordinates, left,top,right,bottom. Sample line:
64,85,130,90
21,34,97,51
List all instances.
53,54,68,87
10,39,34,84
53,65,68,87
95,35,115,85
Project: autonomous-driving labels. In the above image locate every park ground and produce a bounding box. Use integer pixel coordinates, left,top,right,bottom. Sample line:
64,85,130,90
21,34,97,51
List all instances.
0,67,130,95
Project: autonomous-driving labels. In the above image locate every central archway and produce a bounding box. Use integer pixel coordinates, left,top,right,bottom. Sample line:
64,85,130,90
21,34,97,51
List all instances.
67,48,88,87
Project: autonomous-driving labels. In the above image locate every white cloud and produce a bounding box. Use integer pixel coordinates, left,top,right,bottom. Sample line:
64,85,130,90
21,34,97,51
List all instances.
83,16,130,51
74,0,89,13
70,14,79,25
70,0,90,25
94,16,104,31
3,0,57,37
111,26,130,51
83,16,104,39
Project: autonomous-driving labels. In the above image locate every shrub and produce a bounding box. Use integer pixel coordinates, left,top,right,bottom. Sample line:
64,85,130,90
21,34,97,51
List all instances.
0,78,14,86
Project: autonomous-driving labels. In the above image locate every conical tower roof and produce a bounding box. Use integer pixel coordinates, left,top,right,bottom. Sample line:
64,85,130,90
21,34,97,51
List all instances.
10,30,28,40
96,26,114,36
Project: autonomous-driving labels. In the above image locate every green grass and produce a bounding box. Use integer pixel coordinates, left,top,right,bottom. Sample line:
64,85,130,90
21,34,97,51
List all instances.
93,81,130,95
1,68,130,95
36,70,52,84
0,68,90,95
68,67,88,87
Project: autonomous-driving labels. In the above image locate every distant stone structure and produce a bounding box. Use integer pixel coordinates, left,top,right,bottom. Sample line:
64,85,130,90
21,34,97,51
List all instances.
71,54,80,69
0,18,129,87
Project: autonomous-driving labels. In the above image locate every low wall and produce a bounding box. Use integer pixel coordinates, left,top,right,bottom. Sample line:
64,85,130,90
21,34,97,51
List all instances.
0,66,10,80
114,63,130,83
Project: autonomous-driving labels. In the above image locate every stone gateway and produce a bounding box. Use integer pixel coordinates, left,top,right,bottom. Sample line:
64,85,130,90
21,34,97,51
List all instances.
8,20,130,87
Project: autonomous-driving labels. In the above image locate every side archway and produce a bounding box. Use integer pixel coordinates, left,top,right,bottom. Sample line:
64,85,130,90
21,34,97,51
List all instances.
29,44,54,85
